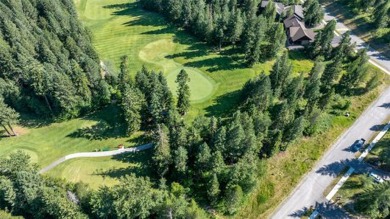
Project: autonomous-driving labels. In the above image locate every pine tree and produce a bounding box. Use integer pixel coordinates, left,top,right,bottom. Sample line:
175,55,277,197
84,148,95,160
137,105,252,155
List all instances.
0,98,19,136
321,58,342,92
176,69,191,115
372,2,390,29
121,85,144,135
264,0,277,20
304,0,324,27
153,125,172,177
225,185,243,215
338,49,369,94
270,51,292,98
207,174,220,206
174,146,188,174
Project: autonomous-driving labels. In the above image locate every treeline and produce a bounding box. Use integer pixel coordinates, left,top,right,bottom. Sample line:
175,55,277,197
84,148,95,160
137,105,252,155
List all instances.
339,0,390,29
0,152,208,219
0,0,111,119
139,0,287,65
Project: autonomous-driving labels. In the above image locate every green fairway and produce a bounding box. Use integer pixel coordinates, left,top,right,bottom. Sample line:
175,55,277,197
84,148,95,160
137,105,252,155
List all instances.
45,150,153,189
0,106,144,168
74,0,314,120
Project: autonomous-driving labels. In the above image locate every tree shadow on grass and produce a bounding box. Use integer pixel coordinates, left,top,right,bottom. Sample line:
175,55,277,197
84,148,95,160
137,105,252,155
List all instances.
204,90,241,118
94,150,154,179
67,105,128,140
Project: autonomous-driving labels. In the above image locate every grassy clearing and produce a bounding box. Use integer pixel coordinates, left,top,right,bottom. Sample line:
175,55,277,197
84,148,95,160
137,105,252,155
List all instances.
236,68,390,218
320,0,390,58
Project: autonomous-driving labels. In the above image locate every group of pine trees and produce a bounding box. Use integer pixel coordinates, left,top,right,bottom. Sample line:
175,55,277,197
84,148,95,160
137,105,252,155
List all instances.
139,0,287,65
0,0,112,119
115,56,191,136
0,151,208,219
340,0,390,30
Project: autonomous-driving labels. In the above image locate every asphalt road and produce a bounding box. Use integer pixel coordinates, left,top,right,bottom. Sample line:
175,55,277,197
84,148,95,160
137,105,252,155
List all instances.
271,8,390,218
323,7,390,74
271,86,390,218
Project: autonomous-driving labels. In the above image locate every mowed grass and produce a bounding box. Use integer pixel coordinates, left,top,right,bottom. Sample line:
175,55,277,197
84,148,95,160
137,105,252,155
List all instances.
74,0,314,120
45,150,153,189
0,106,143,168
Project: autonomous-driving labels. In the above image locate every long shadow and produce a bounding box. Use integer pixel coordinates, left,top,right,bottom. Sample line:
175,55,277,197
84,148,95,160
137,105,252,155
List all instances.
204,90,241,118
316,159,358,177
370,123,388,131
379,103,390,109
66,105,128,140
94,149,153,179
104,2,249,73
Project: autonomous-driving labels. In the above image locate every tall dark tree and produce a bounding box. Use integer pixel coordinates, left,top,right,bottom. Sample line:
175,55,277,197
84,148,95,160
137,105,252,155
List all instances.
0,98,19,136
176,69,191,115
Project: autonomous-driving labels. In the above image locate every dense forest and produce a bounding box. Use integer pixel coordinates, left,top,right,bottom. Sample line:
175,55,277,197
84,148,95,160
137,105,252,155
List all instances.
0,0,385,218
0,0,112,119
139,0,289,65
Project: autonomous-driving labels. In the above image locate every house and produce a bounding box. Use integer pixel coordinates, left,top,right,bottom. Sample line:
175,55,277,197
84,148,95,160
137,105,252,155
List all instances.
283,16,315,45
260,0,316,46
284,5,304,21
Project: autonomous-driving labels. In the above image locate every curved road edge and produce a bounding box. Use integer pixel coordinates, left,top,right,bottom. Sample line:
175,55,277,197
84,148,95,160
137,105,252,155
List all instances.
39,143,154,174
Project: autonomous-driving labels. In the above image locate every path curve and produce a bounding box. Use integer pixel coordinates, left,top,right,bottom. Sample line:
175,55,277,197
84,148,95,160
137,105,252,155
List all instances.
39,143,154,174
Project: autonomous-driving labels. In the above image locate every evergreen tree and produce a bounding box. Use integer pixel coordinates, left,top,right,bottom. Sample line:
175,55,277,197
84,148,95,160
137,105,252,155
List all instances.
354,181,390,219
121,85,144,135
153,125,172,177
304,0,324,27
338,49,369,94
176,69,191,115
269,52,292,98
225,185,243,215
0,98,19,136
174,146,188,174
207,174,220,206
372,2,390,29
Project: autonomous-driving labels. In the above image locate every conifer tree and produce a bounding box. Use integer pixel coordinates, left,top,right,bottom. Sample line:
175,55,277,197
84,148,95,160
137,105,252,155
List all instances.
176,69,191,115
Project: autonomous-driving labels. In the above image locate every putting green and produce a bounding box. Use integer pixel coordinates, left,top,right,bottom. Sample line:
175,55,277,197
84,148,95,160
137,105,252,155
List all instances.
139,39,216,102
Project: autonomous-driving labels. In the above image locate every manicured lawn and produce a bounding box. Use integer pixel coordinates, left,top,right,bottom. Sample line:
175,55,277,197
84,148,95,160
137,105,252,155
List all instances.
0,106,145,168
45,150,153,189
75,0,314,120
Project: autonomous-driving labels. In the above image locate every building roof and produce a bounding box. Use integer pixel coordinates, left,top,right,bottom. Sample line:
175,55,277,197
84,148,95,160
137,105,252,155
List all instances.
284,5,305,20
292,5,304,20
260,1,285,15
284,16,301,28
284,16,315,42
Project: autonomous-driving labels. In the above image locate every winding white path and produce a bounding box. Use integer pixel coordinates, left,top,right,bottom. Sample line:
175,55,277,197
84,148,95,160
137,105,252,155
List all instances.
39,143,154,174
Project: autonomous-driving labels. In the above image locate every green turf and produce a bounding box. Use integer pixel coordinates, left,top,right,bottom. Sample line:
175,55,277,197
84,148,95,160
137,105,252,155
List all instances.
0,0,315,189
45,150,153,189
0,106,144,168
74,0,314,120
